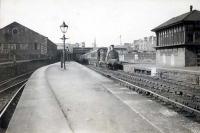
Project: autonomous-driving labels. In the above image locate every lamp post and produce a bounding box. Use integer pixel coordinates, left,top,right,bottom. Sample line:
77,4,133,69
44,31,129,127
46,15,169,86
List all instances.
60,21,68,70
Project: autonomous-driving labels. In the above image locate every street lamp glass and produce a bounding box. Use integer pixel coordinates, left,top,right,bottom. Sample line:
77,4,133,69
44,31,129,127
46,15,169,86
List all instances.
60,21,68,33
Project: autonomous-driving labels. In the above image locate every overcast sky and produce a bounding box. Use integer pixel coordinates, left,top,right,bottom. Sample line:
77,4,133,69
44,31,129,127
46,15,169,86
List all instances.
0,0,200,47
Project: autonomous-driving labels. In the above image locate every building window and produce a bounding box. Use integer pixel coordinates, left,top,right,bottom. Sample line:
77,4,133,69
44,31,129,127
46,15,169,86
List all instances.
166,31,168,45
174,28,177,44
159,33,161,46
177,27,180,44
34,43,40,50
34,43,37,50
161,32,163,46
169,29,172,44
194,32,200,43
20,44,28,50
4,44,8,49
179,26,182,43
0,44,2,53
10,44,17,50
187,25,193,31
182,26,185,43
187,32,194,43
165,31,167,46
167,30,169,45
2,44,9,54
12,28,18,35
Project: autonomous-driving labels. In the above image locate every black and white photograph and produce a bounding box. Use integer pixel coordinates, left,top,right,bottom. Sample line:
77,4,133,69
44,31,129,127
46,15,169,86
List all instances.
0,0,200,132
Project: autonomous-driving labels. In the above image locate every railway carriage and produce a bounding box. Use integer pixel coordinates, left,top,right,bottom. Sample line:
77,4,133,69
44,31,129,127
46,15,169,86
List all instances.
81,49,100,66
80,46,123,70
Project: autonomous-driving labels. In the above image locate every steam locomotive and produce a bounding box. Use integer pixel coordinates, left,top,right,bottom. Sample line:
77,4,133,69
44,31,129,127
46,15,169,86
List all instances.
80,46,123,70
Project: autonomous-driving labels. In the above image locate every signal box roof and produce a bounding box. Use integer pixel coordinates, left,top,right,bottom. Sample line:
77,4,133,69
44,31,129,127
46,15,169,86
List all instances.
152,10,200,32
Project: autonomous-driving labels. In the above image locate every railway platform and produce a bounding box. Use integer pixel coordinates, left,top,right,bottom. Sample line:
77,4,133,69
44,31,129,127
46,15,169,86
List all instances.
6,62,200,133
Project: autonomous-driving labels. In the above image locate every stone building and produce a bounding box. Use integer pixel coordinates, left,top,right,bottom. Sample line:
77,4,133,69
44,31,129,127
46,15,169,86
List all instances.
133,36,156,52
56,43,81,61
0,22,57,61
57,43,80,53
133,39,143,51
152,6,200,67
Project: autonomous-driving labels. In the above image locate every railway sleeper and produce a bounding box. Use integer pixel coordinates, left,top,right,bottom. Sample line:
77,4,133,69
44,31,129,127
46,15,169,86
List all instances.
129,86,136,91
175,91,183,95
164,101,199,118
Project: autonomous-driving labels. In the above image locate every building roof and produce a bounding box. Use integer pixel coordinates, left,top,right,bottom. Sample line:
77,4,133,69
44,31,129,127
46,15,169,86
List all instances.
152,10,200,31
0,21,47,38
0,21,56,47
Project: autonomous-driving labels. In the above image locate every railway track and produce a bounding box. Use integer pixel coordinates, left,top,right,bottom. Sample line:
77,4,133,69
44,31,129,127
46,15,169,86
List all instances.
88,65,200,120
0,71,33,91
0,72,32,132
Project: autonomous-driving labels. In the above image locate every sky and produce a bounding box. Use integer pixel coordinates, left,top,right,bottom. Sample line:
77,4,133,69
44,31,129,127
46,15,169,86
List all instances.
0,0,200,47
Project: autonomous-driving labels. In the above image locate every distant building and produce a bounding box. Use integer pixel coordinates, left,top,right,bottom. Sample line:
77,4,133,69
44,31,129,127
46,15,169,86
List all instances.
133,36,156,52
152,6,200,67
123,43,132,47
81,42,86,47
0,22,57,62
72,47,93,61
114,45,128,61
114,45,128,55
57,42,80,53
133,39,143,51
93,38,97,48
122,43,133,52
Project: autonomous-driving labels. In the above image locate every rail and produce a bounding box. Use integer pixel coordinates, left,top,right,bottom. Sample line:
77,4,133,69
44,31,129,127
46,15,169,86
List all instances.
0,82,26,118
0,71,33,87
0,81,27,132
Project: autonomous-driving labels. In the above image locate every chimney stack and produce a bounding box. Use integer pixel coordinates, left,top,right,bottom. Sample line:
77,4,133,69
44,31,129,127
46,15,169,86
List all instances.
190,5,193,12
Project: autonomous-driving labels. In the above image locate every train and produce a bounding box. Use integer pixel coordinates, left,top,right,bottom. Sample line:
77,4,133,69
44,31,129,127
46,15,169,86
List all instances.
80,45,123,70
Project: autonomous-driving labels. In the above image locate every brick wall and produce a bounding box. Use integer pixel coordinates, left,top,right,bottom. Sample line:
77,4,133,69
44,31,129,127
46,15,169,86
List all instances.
185,47,197,66
156,47,185,67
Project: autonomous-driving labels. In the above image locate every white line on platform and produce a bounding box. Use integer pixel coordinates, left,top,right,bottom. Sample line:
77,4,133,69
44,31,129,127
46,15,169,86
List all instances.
103,85,165,133
125,91,138,95
119,87,128,90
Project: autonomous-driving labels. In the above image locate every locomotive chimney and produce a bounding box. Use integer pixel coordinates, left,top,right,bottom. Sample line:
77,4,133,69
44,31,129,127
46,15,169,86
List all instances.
190,5,193,12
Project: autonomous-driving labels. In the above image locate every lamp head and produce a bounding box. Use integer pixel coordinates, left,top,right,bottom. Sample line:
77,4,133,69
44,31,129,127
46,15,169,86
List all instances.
60,21,68,33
